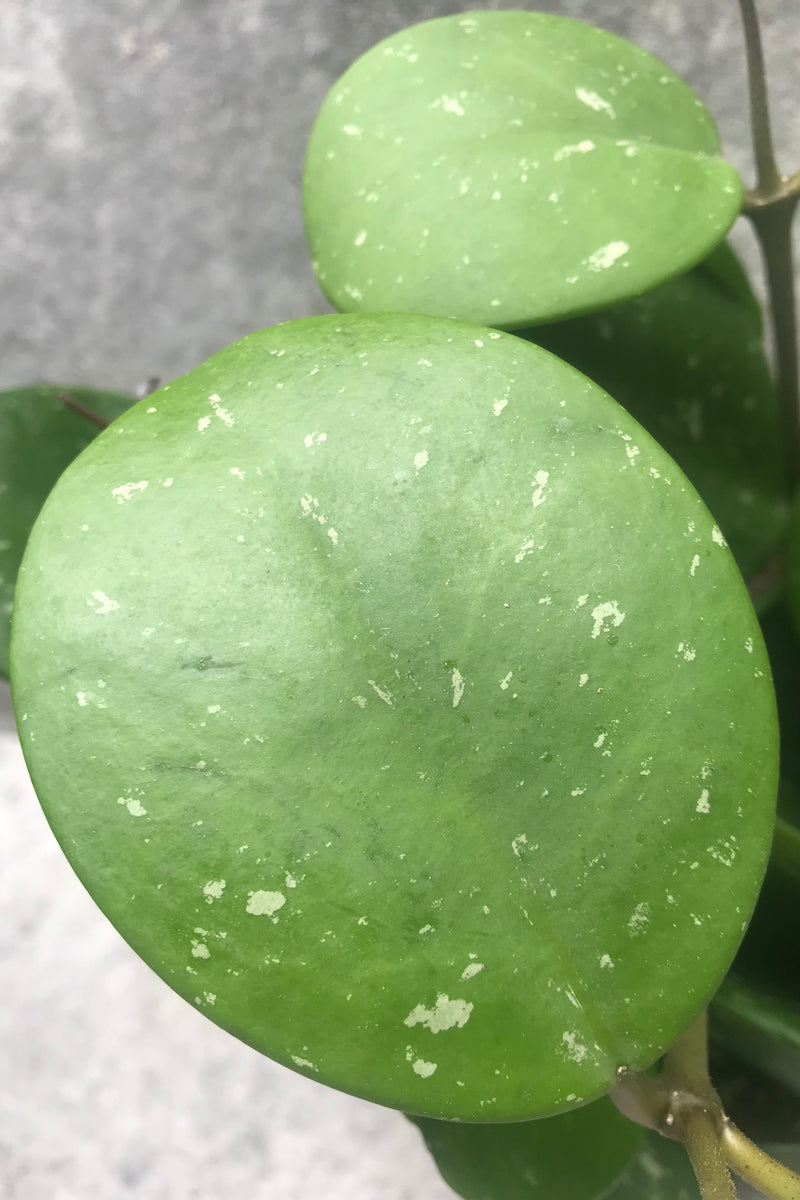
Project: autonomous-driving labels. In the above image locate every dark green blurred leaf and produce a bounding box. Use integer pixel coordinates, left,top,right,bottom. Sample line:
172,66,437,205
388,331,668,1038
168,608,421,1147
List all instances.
522,244,785,581
410,1097,642,1200
0,384,134,677
711,974,800,1099
602,1131,700,1200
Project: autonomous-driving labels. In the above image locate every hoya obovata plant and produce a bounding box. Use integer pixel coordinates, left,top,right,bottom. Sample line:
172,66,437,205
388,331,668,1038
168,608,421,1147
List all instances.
6,6,800,1198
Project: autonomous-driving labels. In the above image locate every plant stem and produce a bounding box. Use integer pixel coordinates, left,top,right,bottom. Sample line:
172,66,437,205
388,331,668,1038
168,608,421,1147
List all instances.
722,1122,800,1199
661,1014,737,1200
58,390,109,430
738,0,782,195
737,0,800,493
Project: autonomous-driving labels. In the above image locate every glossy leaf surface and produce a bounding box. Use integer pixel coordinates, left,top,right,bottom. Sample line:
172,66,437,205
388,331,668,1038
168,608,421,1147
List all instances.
410,1097,642,1200
12,314,777,1120
0,384,133,677
304,11,742,328
524,244,785,581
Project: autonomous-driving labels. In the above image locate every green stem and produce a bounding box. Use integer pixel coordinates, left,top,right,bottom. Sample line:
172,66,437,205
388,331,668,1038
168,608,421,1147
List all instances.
737,0,800,492
722,1122,800,1199
737,0,782,195
683,1110,738,1200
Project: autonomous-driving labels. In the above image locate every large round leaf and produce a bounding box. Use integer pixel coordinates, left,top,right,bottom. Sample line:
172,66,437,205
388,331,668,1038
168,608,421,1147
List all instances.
410,1097,642,1200
11,314,776,1120
604,1131,700,1200
522,244,786,582
303,11,742,328
0,384,133,677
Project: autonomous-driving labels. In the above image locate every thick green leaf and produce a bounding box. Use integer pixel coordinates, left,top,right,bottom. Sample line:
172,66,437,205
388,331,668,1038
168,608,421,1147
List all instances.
11,314,776,1120
410,1097,642,1200
0,384,133,677
521,244,785,582
603,1131,700,1200
303,11,742,328
711,974,800,1099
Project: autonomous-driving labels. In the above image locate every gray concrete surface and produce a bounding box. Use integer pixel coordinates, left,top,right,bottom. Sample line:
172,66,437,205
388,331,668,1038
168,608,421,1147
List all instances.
2,2,799,1197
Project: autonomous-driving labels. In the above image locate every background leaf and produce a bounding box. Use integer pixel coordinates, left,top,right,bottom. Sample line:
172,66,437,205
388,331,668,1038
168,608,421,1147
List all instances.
410,1097,642,1200
0,384,133,677
11,314,777,1121
304,11,741,328
603,1131,700,1200
521,243,785,582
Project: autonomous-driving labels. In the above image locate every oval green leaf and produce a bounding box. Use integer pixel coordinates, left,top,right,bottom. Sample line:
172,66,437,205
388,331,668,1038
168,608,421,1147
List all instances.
410,1096,642,1200
0,383,133,677
520,244,786,582
11,314,777,1120
303,11,742,328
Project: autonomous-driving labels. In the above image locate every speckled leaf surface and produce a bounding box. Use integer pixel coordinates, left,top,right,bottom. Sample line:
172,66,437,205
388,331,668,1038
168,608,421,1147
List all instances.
11,314,776,1120
523,244,785,581
0,384,133,677
410,1096,642,1200
303,11,742,329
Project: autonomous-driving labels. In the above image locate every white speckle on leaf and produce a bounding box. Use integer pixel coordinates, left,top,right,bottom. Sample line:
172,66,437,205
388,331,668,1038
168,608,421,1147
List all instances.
690,554,701,576
76,692,88,707
451,668,466,708
712,525,727,547
591,600,625,639
352,695,368,708
197,416,212,432
203,880,226,904
499,671,513,690
586,241,629,271
561,1030,589,1063
593,731,607,749
579,673,589,687
117,796,146,817
531,470,549,507
412,1059,437,1077
745,637,754,654
327,528,339,546
575,86,616,118
515,538,537,564
419,924,434,935
628,902,651,934
438,94,465,116
207,704,221,714
461,962,484,980
246,890,286,916
354,230,367,246
492,397,508,416
414,450,429,471
229,467,245,480
342,123,362,136
291,1055,319,1072
111,481,148,504
404,993,473,1032
512,833,528,857
677,643,696,662
87,591,119,615
577,595,589,608
625,443,640,465
304,431,328,448
191,940,210,959
553,139,595,161
599,954,615,969
696,789,711,814
209,394,234,426
368,680,394,706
